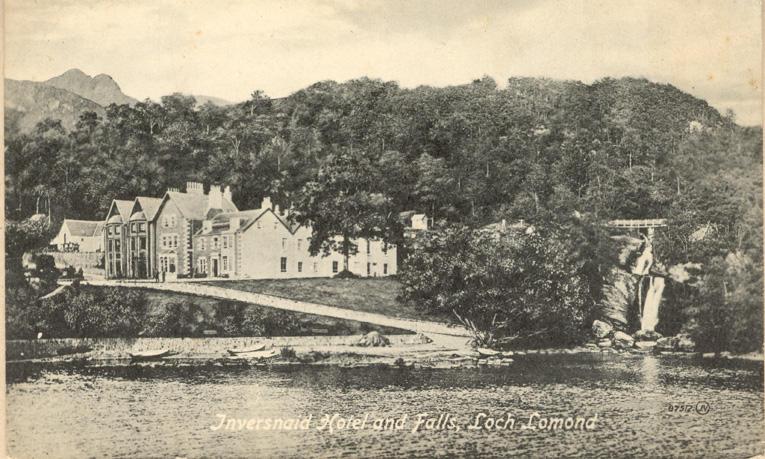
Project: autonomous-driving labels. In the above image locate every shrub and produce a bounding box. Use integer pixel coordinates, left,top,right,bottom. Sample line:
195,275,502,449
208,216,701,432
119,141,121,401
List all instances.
145,301,207,337
399,222,606,347
279,346,297,360
333,269,359,279
213,302,305,337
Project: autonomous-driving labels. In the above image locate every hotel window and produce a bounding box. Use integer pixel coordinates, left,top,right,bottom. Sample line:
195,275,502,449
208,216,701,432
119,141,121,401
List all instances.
213,237,219,249
131,238,136,250
173,235,179,248
257,221,261,229
383,263,388,275
382,243,387,254
332,261,338,273
140,238,147,250
115,226,121,235
280,257,287,273
223,236,228,248
282,238,287,249
162,216,169,228
115,239,121,250
139,223,146,232
274,222,278,230
313,262,318,273
367,240,370,254
297,239,302,250
222,256,228,271
200,238,206,250
131,223,136,232
170,215,177,227
298,261,303,273
109,240,113,251
367,263,371,275
108,226,113,236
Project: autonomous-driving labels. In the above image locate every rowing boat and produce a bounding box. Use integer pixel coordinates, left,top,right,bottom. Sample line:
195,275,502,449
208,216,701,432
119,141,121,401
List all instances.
226,344,267,355
476,348,502,357
129,349,173,361
229,349,279,359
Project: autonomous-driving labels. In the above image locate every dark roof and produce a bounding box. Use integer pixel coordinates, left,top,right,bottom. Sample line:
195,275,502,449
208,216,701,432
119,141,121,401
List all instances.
64,219,102,237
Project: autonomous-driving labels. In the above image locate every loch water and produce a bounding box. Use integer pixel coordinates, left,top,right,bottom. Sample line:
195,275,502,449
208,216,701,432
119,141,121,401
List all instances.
6,354,764,458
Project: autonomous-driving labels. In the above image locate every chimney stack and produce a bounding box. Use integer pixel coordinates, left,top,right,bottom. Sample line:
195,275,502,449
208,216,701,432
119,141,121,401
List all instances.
208,185,223,210
260,197,272,210
186,181,204,195
202,219,212,233
223,186,232,203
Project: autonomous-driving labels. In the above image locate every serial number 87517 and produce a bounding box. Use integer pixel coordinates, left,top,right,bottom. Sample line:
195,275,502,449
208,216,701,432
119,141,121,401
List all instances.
668,402,710,415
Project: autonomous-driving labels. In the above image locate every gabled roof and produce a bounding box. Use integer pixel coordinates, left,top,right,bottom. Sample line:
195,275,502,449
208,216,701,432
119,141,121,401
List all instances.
239,207,299,234
116,200,133,219
134,196,163,221
64,219,102,237
160,191,238,221
105,199,134,222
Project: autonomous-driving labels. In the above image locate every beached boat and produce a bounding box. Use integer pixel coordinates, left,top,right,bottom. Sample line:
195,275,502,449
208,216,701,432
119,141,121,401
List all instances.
226,344,267,355
229,349,279,359
476,348,502,357
129,349,173,361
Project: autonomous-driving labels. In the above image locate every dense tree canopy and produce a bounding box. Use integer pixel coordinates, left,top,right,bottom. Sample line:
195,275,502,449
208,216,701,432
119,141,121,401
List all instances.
5,75,762,351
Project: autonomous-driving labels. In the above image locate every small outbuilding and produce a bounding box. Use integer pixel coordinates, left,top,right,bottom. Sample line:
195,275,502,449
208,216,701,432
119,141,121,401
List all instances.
50,219,104,252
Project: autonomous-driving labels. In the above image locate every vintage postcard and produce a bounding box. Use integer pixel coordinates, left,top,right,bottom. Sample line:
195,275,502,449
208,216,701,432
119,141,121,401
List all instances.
3,0,763,457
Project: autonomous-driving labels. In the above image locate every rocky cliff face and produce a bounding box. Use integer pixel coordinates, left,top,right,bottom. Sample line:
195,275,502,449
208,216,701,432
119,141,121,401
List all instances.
5,79,106,132
598,235,646,329
44,69,137,106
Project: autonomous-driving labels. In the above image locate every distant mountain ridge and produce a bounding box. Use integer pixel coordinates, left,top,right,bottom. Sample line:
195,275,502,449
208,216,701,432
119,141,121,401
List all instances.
189,94,235,107
44,68,137,106
4,78,106,132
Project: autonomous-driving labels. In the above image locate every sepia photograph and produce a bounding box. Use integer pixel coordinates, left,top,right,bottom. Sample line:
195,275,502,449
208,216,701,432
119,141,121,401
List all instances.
3,0,764,457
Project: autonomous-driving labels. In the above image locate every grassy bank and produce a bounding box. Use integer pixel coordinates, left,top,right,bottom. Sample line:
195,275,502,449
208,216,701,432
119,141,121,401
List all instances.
200,278,450,322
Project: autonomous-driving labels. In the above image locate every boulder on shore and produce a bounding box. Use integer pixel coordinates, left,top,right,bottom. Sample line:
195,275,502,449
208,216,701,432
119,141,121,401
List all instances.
654,334,696,352
633,329,663,341
592,320,614,339
357,331,390,347
613,331,634,349
597,339,613,348
676,334,695,352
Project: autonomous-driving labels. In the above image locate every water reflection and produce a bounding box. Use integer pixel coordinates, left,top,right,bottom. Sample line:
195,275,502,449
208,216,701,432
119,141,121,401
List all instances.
7,354,764,458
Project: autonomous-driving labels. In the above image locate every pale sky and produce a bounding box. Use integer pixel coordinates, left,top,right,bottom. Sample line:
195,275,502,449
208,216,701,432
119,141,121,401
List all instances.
5,0,763,125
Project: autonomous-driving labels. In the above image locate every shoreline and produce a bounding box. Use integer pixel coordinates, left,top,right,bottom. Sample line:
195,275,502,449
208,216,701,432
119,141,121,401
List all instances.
7,338,762,371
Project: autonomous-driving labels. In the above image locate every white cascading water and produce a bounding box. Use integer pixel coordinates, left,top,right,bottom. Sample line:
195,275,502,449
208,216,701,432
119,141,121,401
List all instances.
641,276,665,331
632,235,653,276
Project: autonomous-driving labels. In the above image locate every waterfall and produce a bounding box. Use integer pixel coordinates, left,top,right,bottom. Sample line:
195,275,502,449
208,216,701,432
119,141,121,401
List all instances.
632,235,653,276
641,276,665,331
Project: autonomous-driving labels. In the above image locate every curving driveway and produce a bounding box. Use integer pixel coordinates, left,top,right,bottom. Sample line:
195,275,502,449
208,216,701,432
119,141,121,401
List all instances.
80,279,471,338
